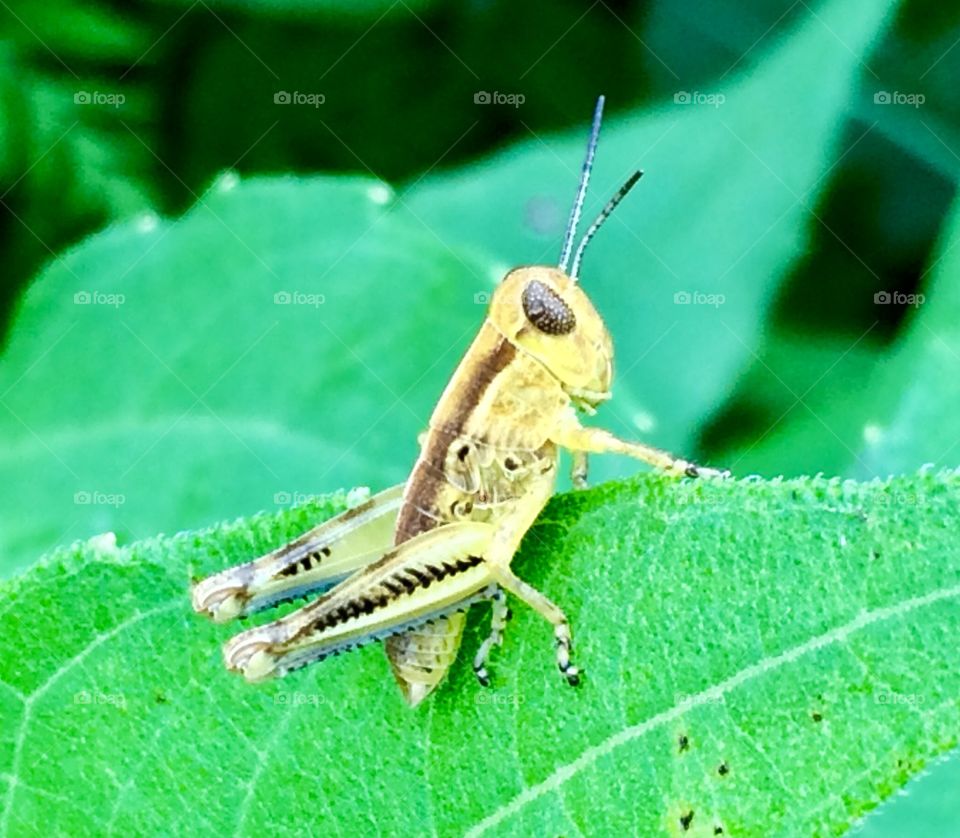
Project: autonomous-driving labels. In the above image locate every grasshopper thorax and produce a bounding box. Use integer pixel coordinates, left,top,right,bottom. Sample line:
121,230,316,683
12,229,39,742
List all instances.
487,266,613,410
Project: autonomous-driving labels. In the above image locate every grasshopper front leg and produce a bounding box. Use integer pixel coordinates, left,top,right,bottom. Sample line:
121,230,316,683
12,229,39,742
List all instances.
552,407,728,478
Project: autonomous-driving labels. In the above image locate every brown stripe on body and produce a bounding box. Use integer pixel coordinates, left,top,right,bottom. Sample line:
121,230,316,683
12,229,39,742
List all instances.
387,323,561,704
395,330,517,546
438,337,517,437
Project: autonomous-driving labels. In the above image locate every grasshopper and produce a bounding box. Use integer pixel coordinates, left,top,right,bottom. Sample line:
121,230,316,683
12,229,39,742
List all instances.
192,96,724,706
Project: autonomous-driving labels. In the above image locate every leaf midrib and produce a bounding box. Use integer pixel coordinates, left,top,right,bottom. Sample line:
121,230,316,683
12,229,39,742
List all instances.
464,581,960,836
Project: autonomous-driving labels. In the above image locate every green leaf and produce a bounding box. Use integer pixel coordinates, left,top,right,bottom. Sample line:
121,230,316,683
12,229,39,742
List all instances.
702,327,884,477
1,471,958,836
146,0,435,19
705,189,960,480
405,0,901,467
0,175,499,576
853,197,960,477
0,9,157,326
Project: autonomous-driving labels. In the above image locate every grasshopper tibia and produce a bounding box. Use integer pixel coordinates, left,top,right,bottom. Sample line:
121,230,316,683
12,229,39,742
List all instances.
472,587,509,687
488,564,582,688
571,451,589,489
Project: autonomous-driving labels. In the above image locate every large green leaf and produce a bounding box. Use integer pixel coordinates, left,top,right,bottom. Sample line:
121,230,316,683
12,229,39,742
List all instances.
0,3,157,331
678,161,960,838
405,0,900,471
706,190,960,480
147,0,434,18
0,470,958,835
0,176,496,576
853,196,960,477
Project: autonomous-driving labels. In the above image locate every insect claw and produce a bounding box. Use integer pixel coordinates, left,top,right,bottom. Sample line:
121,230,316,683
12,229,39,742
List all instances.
684,462,730,480
192,580,247,623
223,637,278,683
473,659,492,686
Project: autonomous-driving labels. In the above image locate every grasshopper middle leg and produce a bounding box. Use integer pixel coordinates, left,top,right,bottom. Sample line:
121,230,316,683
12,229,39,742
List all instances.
571,450,589,489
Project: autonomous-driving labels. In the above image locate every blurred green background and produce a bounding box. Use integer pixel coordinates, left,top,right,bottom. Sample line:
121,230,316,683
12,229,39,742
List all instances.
1,0,959,832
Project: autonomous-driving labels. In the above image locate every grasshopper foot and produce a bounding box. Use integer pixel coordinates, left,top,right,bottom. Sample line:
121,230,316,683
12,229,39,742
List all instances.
555,626,581,686
473,662,492,688
571,451,590,490
683,462,730,479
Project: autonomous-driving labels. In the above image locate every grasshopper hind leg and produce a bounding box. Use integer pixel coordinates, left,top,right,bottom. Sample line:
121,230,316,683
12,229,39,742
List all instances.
192,484,403,623
472,587,510,687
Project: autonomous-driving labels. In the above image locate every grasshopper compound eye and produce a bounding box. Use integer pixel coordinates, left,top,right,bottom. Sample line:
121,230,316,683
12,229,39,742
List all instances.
521,280,577,335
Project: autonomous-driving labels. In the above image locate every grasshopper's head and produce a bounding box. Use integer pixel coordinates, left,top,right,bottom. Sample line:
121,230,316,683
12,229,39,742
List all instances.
489,266,613,409
488,95,643,412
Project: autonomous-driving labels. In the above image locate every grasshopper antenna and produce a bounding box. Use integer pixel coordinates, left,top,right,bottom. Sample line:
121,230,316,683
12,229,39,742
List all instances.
558,95,605,274
570,169,643,280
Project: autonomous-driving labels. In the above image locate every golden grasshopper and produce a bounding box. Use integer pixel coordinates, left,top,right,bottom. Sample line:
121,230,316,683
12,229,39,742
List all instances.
192,96,724,706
